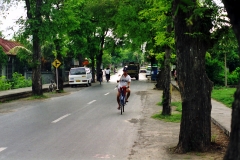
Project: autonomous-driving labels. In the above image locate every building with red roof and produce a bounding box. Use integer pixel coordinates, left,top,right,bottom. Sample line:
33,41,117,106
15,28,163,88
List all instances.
0,38,21,55
0,38,22,79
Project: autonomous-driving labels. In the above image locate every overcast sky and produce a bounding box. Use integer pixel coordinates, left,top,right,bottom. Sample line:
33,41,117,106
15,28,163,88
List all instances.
0,1,25,39
0,0,224,40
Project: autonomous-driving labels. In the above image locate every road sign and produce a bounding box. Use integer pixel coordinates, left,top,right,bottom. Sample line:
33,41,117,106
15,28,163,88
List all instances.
52,59,61,68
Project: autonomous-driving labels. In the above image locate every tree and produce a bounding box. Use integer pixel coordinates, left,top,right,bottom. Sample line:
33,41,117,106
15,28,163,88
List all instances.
24,0,43,95
114,0,156,64
83,0,119,80
20,0,82,93
221,0,240,159
173,0,216,152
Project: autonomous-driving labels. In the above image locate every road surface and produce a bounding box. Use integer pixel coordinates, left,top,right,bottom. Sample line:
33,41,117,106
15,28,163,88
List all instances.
0,72,156,160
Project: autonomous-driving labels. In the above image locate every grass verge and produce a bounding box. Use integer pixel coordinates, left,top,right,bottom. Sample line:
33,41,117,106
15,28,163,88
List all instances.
152,101,182,123
211,87,236,108
27,94,49,100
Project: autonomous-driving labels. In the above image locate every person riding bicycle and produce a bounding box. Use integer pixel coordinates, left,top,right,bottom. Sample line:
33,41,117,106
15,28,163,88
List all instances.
117,67,131,110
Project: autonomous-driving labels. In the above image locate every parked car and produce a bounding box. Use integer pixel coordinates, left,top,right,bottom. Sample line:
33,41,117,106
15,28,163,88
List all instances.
146,66,151,77
68,67,92,87
139,67,147,73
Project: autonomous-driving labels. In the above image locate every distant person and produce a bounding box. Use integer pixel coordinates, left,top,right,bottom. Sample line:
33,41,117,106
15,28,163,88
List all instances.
105,67,111,82
174,69,178,85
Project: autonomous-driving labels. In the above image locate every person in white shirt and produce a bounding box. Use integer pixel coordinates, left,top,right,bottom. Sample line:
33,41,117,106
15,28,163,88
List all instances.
117,67,131,110
105,67,110,82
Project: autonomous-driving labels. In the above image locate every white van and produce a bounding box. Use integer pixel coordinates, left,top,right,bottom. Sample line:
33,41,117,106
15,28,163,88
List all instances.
68,67,92,87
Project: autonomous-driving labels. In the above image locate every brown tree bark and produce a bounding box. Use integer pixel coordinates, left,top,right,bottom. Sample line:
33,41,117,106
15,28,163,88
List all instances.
78,54,84,67
96,35,104,81
173,0,213,153
26,0,43,95
162,24,172,115
221,1,240,159
155,70,164,89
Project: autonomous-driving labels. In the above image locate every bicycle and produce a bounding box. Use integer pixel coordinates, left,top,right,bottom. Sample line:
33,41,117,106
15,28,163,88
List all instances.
119,86,127,115
49,79,56,92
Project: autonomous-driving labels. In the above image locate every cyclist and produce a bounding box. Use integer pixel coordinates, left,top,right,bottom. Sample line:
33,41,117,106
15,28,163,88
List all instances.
117,67,131,110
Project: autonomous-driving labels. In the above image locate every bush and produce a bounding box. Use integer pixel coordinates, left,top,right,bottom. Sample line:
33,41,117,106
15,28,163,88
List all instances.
206,59,225,85
0,73,32,90
0,76,11,90
11,72,32,89
227,67,240,85
227,73,239,85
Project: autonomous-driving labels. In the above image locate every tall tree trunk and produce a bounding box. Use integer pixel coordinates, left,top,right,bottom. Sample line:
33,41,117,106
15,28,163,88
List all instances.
32,35,42,95
78,54,83,67
90,54,95,83
30,0,43,95
162,24,172,115
96,35,104,81
173,0,213,153
221,1,240,159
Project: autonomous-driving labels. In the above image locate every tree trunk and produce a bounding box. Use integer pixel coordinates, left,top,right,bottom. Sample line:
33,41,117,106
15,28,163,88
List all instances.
224,84,240,159
32,36,42,95
78,54,83,67
96,35,104,81
155,69,164,89
221,1,240,159
173,0,213,153
90,54,95,83
31,0,43,96
162,24,172,115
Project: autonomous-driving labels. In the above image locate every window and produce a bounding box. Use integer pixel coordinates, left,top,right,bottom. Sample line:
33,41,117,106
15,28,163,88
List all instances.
70,68,86,75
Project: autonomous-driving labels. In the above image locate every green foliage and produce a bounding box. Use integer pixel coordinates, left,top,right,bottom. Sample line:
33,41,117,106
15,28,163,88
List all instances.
208,28,239,84
0,73,32,90
211,87,236,108
206,58,224,85
171,101,182,112
0,76,11,91
154,101,182,122
227,73,239,85
102,52,112,68
0,47,8,66
11,72,32,89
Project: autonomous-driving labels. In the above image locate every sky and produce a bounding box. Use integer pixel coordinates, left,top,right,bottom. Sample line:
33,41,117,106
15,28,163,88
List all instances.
0,0,224,40
0,1,26,39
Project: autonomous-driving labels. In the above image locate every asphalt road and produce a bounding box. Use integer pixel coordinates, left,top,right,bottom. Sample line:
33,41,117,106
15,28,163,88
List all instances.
0,73,154,160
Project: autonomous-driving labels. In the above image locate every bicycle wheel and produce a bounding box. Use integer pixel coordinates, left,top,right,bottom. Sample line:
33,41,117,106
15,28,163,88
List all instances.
120,96,125,114
120,104,123,115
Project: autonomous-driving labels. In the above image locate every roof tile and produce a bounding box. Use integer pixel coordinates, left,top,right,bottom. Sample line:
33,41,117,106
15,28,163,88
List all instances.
0,38,21,55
